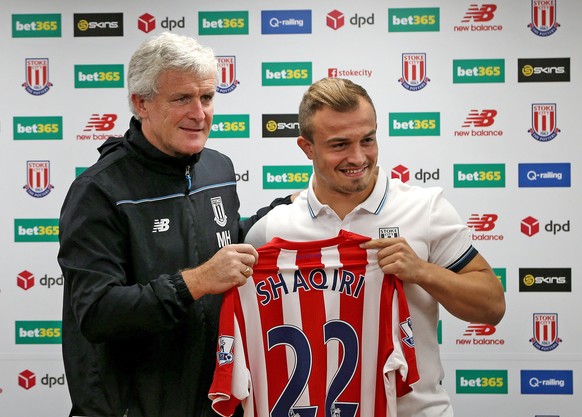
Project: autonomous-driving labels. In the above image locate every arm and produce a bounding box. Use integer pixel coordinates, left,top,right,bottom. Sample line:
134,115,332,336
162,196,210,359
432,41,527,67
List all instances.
361,238,505,325
58,176,257,343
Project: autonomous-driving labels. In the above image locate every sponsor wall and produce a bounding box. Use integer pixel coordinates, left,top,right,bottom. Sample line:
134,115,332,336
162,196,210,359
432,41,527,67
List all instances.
1,1,579,416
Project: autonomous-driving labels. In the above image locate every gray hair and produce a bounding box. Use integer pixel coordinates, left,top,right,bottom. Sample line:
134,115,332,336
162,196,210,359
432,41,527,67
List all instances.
127,32,217,117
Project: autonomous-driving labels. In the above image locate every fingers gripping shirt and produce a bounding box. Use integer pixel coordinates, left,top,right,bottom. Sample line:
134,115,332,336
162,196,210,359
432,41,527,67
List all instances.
209,230,419,417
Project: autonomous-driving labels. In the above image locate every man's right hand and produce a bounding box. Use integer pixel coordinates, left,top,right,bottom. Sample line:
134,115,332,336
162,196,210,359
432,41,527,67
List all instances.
181,244,258,299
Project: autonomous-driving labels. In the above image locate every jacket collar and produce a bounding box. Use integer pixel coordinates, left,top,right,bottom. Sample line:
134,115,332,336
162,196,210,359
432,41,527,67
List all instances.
98,117,201,175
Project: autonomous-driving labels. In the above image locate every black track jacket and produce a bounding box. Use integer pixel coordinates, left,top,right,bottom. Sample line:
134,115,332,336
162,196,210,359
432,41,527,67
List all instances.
58,118,289,417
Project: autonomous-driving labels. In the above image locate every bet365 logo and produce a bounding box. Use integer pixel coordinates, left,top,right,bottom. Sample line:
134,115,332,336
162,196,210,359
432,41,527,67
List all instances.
457,370,508,394
263,166,312,189
453,59,505,83
388,8,439,32
262,62,312,86
454,164,505,187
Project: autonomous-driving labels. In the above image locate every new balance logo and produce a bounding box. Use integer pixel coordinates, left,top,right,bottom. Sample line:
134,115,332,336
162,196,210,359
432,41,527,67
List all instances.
467,214,498,232
464,323,496,336
461,4,497,22
152,218,170,233
84,114,118,131
462,109,497,128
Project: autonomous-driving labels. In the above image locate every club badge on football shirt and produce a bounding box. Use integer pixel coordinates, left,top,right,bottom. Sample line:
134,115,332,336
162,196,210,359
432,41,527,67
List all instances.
379,227,400,238
211,196,228,227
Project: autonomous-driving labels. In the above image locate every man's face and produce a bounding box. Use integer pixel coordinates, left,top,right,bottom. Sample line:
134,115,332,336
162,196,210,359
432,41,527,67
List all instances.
298,97,378,205
132,69,215,157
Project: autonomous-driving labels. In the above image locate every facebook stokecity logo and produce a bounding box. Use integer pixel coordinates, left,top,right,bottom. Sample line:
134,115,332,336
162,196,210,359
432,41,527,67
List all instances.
518,163,570,188
454,109,502,137
521,370,573,395
261,10,311,34
455,4,502,31
328,67,372,78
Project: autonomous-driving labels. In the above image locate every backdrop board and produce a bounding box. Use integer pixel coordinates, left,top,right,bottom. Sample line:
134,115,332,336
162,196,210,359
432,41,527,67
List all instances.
0,1,579,416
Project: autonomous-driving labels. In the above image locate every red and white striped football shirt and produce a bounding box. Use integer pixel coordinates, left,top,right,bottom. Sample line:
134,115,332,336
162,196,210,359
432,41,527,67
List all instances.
209,230,418,417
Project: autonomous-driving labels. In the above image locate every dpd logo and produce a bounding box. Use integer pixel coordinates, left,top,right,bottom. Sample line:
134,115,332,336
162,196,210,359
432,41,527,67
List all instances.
521,216,570,236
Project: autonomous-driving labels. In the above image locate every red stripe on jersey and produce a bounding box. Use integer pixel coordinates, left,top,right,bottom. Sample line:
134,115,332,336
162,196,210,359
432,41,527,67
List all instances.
252,243,289,412
210,230,419,417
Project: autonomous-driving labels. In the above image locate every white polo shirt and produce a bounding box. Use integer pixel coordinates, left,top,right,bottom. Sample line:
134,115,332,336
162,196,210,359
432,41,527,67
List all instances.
245,166,477,417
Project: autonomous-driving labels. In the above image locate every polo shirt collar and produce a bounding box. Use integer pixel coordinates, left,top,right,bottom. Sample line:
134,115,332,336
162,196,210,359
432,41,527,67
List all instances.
306,166,389,218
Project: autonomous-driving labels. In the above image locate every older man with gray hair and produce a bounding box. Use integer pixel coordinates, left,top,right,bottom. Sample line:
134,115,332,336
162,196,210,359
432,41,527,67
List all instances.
58,32,290,417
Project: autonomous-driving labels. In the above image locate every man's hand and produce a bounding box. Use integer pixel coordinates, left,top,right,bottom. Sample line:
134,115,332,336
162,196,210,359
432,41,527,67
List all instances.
181,244,258,299
361,237,427,285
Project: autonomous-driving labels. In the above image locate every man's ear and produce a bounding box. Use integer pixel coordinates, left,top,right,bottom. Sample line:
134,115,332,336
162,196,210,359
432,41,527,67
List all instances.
131,94,148,119
297,136,314,160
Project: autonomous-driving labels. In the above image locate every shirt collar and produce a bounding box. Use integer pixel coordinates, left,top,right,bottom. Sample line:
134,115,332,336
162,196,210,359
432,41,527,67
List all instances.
306,166,389,219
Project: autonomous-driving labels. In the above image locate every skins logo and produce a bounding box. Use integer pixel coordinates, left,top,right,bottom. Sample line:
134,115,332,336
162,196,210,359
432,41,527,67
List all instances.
399,53,430,91
216,56,239,94
530,313,561,351
528,0,559,37
528,103,560,142
217,335,234,365
22,58,53,95
23,160,53,198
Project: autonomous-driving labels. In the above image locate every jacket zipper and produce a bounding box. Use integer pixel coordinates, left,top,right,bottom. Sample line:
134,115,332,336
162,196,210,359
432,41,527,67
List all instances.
185,165,192,193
